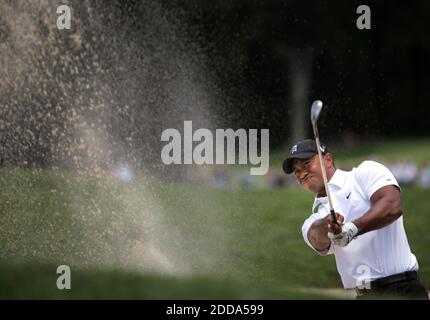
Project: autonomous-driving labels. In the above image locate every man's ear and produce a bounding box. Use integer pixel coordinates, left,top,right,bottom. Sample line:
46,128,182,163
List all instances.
324,153,335,168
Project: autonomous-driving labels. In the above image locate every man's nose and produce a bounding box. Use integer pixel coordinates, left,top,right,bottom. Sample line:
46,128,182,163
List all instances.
298,169,308,180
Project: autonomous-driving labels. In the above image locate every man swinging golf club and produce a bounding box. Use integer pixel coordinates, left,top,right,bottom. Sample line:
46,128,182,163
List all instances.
282,100,428,299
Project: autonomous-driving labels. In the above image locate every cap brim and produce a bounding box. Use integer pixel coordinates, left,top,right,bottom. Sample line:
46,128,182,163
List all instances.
282,152,317,174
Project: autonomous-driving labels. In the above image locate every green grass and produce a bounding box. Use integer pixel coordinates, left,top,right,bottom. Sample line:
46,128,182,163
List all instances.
0,169,336,299
0,163,429,299
0,260,331,299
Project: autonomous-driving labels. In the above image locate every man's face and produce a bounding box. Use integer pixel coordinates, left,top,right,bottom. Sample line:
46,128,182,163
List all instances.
291,155,326,193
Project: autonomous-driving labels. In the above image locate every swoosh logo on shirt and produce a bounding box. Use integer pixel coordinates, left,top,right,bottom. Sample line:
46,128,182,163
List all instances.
346,192,351,199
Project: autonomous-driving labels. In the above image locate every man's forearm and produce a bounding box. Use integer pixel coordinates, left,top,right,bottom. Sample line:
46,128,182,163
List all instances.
353,196,403,236
307,217,331,252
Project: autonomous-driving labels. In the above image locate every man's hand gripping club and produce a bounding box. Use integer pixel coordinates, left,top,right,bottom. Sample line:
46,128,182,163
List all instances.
327,213,358,247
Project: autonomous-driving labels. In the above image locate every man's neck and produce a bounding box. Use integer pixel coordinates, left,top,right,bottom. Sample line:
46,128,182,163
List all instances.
317,189,326,198
316,168,336,198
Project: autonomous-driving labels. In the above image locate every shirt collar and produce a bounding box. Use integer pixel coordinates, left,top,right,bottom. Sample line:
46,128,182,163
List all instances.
328,169,348,189
313,169,348,208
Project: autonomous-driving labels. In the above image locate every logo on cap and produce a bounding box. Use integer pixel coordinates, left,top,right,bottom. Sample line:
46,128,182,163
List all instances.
291,144,297,154
320,145,326,152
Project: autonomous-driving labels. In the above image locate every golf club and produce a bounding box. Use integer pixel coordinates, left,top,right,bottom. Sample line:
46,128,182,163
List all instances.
310,100,337,224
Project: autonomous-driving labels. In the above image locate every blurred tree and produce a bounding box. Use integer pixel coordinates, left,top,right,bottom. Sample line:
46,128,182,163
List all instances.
183,0,430,144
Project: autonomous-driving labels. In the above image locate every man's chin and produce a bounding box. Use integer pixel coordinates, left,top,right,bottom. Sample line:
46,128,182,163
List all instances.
300,178,322,194
304,183,321,194
302,184,314,193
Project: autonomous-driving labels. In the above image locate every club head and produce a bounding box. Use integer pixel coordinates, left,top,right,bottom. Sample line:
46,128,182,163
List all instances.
310,100,323,123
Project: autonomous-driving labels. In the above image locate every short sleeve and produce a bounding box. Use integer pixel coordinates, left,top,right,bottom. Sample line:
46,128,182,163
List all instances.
302,203,334,256
355,161,400,200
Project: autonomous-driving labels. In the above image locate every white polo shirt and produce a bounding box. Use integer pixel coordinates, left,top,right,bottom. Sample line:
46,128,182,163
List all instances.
301,160,419,289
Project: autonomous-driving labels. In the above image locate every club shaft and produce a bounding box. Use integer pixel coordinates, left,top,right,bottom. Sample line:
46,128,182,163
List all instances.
312,123,337,223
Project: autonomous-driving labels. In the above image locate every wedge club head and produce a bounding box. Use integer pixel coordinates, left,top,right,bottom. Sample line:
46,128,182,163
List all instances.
310,100,323,124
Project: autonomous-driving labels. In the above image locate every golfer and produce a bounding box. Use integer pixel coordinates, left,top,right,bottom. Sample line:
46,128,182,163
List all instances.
283,139,428,299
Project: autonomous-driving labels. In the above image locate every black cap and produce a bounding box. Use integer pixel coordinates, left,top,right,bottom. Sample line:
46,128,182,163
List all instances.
282,139,329,174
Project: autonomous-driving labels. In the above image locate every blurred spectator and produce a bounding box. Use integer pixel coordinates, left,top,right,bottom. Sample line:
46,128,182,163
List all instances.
417,161,430,188
213,167,230,188
238,172,256,189
181,159,430,190
89,161,104,177
267,169,287,189
116,163,134,182
388,161,418,186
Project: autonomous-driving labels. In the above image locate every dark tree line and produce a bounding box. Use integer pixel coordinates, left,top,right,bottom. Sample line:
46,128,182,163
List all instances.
179,0,430,145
